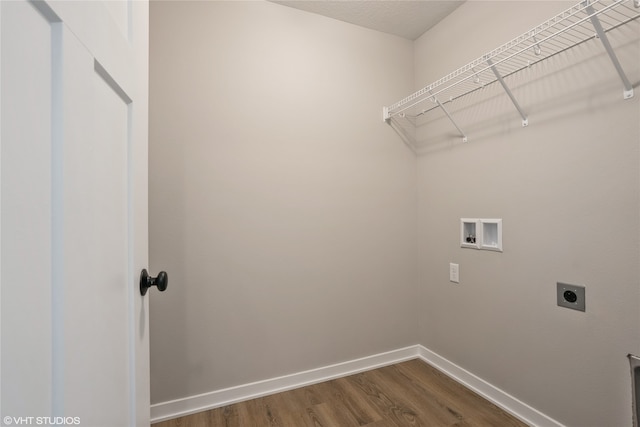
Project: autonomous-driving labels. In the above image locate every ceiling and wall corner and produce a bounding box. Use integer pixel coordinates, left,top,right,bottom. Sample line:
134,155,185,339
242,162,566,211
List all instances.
270,0,465,40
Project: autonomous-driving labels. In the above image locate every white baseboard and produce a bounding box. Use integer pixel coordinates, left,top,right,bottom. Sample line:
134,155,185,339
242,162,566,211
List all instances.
150,345,419,423
416,345,564,427
151,344,564,427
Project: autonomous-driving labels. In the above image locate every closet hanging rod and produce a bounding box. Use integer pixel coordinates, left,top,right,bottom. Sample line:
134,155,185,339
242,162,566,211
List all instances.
383,0,640,122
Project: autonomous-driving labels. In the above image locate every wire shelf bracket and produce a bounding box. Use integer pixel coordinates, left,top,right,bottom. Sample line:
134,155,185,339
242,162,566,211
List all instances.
487,57,529,127
383,0,640,142
432,95,468,143
585,1,635,98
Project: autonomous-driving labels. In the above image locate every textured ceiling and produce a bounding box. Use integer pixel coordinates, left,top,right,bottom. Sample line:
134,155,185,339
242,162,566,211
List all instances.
271,1,465,40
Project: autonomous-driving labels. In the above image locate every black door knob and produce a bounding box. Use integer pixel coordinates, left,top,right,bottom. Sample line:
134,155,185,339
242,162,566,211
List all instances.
140,269,168,296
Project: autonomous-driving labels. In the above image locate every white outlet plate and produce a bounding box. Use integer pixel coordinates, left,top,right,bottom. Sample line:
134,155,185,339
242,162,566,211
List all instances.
450,263,459,283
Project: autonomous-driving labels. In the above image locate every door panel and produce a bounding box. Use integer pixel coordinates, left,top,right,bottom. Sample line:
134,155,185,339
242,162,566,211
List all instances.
0,1,149,425
59,26,131,426
1,0,53,417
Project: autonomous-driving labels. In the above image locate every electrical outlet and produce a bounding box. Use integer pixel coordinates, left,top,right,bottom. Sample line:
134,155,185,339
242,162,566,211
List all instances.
557,282,585,311
449,263,459,283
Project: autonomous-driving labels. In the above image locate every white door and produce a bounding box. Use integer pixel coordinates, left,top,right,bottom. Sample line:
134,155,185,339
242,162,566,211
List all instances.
0,1,150,426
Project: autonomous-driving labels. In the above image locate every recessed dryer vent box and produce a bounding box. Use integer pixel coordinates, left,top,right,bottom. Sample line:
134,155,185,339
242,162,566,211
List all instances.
460,218,502,252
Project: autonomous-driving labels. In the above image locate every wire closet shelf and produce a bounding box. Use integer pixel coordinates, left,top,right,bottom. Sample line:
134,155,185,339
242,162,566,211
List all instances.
383,0,640,142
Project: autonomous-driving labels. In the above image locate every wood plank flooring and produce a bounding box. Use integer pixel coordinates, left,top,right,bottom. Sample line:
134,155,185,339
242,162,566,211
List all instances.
152,359,528,427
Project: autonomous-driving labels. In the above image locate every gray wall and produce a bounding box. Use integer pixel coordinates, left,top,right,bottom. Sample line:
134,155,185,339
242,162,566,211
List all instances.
149,0,418,404
414,2,640,426
150,0,640,425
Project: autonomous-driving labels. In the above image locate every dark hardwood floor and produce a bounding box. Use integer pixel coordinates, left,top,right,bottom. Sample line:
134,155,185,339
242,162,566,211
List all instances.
152,359,528,427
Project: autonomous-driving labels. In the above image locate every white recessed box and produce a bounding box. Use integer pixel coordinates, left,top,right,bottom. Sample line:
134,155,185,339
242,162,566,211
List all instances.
460,218,502,252
460,219,480,249
480,219,503,252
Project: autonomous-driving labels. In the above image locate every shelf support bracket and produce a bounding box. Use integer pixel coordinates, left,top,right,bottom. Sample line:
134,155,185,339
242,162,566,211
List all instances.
585,1,634,99
487,58,529,127
432,96,468,143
